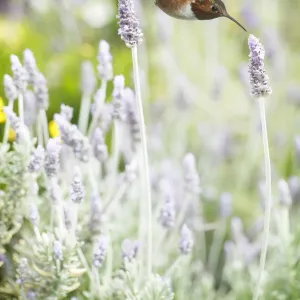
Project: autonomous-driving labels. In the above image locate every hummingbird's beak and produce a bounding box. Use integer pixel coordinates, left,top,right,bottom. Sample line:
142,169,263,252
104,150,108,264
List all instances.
224,14,247,32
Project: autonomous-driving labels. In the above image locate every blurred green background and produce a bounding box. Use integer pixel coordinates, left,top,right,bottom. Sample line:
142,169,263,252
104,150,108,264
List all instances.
0,0,300,222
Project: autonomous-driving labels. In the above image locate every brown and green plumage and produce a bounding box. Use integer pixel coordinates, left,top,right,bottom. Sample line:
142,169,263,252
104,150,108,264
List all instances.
155,0,246,31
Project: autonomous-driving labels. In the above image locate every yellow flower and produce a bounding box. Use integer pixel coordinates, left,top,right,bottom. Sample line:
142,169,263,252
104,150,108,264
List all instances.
0,97,4,108
49,120,60,138
8,128,16,142
0,111,6,123
0,97,6,123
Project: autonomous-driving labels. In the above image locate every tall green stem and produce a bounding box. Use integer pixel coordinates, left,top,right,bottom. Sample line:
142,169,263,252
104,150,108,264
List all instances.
3,99,14,144
88,80,107,138
18,93,24,123
253,98,272,300
78,93,91,134
131,46,152,277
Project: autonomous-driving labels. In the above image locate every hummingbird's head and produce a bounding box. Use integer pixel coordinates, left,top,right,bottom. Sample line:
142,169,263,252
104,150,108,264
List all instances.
191,0,247,31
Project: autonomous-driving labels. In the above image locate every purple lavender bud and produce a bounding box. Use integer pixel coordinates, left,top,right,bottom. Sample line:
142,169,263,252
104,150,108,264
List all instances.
2,106,30,143
248,34,272,98
10,54,28,92
24,90,37,126
121,239,139,262
70,168,85,203
219,192,232,218
34,72,49,110
158,192,175,229
183,153,201,194
92,128,108,162
278,179,292,206
23,49,38,85
112,75,126,121
117,0,143,48
53,240,63,261
3,74,18,102
97,40,113,81
125,88,140,146
60,104,73,121
45,138,61,177
29,204,39,226
179,224,194,255
93,235,108,268
81,61,96,96
54,114,90,162
28,145,45,173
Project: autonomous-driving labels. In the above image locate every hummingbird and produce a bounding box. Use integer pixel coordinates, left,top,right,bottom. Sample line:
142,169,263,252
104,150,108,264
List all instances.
155,0,246,31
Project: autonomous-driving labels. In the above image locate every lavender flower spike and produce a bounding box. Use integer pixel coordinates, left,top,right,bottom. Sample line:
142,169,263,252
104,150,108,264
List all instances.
97,40,113,80
121,239,139,262
159,193,175,229
70,168,85,203
112,75,126,121
23,49,38,85
53,240,63,261
60,104,73,122
179,224,194,255
10,54,28,92
92,128,108,162
28,145,45,173
248,34,272,98
117,0,143,48
278,179,292,207
3,74,18,103
34,72,49,110
29,204,39,226
125,87,140,146
45,138,61,177
2,106,30,143
93,235,109,268
24,90,37,126
183,153,201,194
54,114,90,162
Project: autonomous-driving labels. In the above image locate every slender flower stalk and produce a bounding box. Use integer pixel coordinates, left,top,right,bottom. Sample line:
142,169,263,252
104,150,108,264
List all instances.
10,54,28,122
103,75,125,205
276,179,291,244
117,0,152,276
3,74,18,144
248,34,272,300
34,72,49,145
78,61,96,134
88,40,113,137
208,192,232,274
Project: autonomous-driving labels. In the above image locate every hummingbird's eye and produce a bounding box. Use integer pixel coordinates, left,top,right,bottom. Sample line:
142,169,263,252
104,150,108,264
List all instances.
211,5,218,13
